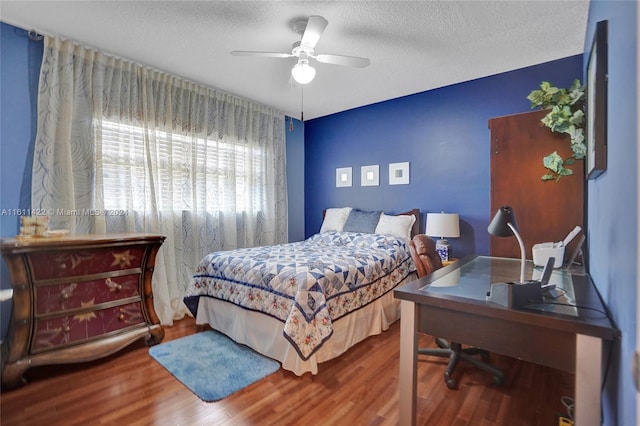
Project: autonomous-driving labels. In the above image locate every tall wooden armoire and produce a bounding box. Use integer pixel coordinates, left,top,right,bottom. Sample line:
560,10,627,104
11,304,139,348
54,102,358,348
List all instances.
489,110,584,262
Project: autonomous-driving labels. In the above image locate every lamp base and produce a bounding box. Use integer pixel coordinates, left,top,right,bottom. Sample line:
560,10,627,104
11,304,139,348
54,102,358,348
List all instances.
486,281,543,309
435,239,452,262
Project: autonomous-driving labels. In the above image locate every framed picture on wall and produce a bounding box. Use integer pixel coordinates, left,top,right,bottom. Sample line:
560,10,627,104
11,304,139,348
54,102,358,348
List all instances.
361,165,379,186
585,20,608,180
336,167,352,187
389,162,410,185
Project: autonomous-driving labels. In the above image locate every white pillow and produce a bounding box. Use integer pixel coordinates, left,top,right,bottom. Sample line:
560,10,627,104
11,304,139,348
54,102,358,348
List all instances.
320,207,353,233
375,213,416,239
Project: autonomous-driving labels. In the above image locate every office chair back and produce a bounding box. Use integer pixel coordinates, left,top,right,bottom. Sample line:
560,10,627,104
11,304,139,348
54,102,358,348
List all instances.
409,234,443,278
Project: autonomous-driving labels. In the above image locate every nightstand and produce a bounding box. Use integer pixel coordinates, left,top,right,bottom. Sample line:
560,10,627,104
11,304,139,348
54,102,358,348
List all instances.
0,233,165,388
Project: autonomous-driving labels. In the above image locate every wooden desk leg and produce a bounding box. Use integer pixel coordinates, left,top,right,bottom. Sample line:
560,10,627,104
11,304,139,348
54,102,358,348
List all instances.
399,300,418,426
575,334,602,426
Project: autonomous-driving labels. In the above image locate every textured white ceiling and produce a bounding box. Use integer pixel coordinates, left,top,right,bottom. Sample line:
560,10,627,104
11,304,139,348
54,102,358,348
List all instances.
1,1,589,120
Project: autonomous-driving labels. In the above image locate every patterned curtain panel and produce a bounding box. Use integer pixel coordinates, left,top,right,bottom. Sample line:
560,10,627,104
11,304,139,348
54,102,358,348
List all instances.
32,36,288,324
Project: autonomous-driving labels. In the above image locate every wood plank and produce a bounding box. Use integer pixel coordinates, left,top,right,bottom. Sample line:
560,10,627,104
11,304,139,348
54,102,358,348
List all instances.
0,317,574,425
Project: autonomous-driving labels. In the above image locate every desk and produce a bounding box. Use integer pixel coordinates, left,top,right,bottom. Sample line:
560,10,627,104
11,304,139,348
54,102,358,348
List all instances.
394,255,619,426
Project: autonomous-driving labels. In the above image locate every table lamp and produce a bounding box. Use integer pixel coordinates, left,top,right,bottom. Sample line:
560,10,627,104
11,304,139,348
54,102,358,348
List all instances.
486,205,543,308
425,212,460,262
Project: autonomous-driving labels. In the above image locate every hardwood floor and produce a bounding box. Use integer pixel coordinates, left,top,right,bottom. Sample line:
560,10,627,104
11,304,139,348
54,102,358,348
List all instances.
1,317,573,425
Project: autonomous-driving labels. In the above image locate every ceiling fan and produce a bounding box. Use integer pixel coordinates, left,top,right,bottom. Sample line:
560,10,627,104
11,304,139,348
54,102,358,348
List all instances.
231,16,370,85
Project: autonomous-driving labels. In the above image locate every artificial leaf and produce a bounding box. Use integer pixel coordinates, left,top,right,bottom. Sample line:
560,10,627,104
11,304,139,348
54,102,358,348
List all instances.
570,109,584,125
543,151,564,173
541,82,558,95
527,90,544,108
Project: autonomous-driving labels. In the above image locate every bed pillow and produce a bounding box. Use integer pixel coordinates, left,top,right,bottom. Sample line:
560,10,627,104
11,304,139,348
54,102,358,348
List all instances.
343,209,382,233
320,207,352,233
375,213,416,239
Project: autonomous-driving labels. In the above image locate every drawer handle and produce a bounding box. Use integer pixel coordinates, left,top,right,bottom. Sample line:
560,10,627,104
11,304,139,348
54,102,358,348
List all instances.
63,326,71,333
118,314,125,321
60,293,70,300
59,263,67,270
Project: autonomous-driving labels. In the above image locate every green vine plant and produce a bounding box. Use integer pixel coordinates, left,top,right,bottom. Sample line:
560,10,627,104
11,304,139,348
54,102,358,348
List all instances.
527,79,585,181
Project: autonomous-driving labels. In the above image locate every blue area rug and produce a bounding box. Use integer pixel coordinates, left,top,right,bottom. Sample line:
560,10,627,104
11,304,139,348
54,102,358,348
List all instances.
149,330,280,401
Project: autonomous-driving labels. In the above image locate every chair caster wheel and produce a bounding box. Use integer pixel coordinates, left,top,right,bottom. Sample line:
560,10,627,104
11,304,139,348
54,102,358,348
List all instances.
444,374,457,389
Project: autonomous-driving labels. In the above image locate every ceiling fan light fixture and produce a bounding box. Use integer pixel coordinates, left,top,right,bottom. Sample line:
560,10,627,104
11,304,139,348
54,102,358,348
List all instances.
232,16,368,86
291,60,316,84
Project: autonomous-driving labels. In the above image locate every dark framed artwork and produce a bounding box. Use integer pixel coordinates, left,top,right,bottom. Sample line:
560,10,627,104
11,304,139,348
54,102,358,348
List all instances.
586,20,608,180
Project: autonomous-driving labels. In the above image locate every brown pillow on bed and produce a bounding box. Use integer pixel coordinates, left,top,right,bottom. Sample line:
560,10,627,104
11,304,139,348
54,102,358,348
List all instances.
343,209,382,233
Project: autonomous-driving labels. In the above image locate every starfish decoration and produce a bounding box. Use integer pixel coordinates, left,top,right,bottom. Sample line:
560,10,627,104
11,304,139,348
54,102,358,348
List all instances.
111,250,135,269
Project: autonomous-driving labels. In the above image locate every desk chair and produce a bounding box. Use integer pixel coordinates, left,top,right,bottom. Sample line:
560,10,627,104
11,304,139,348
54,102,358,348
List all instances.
408,235,505,389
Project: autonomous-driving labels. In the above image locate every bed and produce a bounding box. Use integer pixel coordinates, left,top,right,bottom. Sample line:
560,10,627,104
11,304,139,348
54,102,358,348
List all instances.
183,207,441,375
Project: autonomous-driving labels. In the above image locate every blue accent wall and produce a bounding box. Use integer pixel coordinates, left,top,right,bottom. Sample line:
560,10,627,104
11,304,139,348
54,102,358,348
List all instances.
0,22,42,236
585,2,637,425
0,22,43,340
304,56,582,259
286,117,305,242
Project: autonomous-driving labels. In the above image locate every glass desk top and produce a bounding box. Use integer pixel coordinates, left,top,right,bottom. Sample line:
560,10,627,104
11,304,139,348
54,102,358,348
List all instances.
420,256,579,316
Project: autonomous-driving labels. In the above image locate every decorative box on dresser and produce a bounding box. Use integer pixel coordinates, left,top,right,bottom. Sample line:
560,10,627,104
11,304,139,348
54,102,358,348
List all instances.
0,233,165,388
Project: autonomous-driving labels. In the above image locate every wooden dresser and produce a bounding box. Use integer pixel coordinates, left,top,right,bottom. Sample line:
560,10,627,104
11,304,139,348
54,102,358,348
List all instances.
0,233,165,388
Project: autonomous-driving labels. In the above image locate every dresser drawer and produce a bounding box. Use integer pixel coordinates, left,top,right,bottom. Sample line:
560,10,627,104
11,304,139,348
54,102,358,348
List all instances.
28,245,147,281
34,274,141,315
31,302,146,353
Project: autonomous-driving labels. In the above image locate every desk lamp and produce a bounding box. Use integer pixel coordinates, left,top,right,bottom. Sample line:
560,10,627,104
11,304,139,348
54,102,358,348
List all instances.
487,205,543,308
425,212,460,262
487,205,525,283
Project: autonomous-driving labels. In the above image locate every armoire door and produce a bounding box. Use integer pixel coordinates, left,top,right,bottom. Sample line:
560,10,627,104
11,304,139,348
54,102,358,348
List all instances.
489,110,584,262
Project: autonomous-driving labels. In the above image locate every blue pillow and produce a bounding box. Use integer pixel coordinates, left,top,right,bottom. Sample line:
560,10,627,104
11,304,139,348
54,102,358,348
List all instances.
343,209,382,233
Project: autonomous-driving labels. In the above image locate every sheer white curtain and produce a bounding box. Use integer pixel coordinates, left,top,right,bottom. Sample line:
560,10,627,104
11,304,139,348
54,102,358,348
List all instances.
32,36,288,324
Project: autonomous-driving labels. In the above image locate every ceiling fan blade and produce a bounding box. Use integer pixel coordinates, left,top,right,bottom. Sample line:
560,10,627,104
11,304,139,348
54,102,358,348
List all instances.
231,51,293,59
300,16,328,49
315,54,370,68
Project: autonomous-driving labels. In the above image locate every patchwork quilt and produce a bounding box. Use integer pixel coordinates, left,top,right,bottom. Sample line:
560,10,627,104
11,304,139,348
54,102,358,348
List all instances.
183,232,416,360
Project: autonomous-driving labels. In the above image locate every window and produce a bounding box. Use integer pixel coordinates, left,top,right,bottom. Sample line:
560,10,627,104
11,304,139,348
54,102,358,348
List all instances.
100,119,262,213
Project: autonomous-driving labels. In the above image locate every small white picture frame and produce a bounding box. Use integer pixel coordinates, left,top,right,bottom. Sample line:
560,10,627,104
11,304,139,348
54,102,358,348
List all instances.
361,165,379,186
389,162,410,185
336,167,352,187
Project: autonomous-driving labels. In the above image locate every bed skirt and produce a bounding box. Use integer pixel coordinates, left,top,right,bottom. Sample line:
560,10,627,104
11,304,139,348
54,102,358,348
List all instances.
195,272,415,376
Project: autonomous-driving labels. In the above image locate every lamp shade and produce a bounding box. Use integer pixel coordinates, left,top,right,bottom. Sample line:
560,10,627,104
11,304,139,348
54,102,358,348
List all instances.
425,213,460,238
487,205,519,237
291,61,316,84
